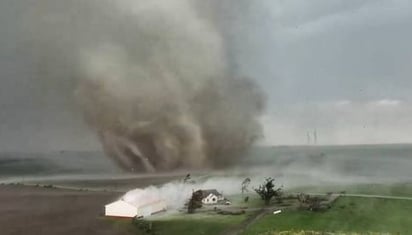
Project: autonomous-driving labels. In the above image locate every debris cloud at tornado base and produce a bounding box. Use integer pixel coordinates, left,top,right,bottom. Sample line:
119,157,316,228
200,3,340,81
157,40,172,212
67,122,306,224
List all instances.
26,0,265,172
122,177,248,212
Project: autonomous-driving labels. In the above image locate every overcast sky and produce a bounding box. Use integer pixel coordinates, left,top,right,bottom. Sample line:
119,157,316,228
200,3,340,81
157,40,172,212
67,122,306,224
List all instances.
226,0,412,145
232,0,412,104
0,0,411,151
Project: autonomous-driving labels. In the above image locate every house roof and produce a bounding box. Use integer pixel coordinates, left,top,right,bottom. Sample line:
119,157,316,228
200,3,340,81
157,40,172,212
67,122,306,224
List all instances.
121,188,163,207
200,189,222,198
105,199,137,209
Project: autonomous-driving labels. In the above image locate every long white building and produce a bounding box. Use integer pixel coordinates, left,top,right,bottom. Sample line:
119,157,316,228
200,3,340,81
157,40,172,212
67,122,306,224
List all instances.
105,189,167,218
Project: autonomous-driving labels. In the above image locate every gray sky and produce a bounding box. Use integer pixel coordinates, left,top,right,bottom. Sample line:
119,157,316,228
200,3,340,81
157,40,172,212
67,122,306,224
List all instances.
227,0,412,104
225,0,412,145
0,0,411,150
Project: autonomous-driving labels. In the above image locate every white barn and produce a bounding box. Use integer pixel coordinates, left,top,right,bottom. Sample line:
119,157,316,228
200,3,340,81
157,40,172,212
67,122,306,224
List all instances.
105,189,167,218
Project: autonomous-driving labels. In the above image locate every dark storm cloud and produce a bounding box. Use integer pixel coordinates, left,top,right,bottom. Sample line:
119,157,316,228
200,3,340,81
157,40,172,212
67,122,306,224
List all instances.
0,0,101,151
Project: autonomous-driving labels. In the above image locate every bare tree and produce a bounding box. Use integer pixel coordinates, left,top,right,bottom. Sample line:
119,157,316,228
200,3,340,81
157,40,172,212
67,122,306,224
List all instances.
183,174,191,183
241,177,251,194
183,173,196,184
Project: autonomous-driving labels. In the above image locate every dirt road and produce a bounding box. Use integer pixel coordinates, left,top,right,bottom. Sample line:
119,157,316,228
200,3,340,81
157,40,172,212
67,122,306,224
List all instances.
0,185,134,235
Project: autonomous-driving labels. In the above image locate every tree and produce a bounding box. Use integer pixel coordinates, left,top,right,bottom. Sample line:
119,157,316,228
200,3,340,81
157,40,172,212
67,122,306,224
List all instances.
183,174,191,183
297,193,309,208
183,173,196,184
241,177,251,194
187,190,203,213
254,178,283,205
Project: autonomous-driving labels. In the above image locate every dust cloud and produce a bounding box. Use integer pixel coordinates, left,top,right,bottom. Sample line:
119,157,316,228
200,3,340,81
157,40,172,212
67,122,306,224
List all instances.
24,0,265,172
122,177,246,211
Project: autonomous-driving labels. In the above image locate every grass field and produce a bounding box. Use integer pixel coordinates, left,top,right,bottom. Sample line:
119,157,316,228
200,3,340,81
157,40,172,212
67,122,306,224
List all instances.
290,183,412,197
128,195,412,234
228,193,266,207
243,197,412,235
147,213,250,235
122,185,412,235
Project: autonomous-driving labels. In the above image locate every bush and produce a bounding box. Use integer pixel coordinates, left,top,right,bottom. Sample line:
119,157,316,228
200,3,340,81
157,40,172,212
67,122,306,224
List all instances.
188,190,203,213
132,218,156,235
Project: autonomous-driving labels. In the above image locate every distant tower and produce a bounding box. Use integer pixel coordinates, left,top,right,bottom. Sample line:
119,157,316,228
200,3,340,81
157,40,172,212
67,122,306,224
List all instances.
306,132,312,145
313,129,318,145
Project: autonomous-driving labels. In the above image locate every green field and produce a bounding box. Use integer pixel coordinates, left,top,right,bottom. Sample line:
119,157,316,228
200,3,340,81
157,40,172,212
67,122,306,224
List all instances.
243,197,412,235
290,183,412,197
147,213,250,235
121,185,412,235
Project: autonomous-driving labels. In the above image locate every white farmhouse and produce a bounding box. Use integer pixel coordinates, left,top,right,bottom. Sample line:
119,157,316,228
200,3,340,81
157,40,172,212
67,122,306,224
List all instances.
200,189,224,205
105,189,166,218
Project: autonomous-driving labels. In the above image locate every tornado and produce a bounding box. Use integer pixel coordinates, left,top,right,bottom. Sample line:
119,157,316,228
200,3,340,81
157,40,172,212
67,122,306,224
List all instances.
25,0,265,172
